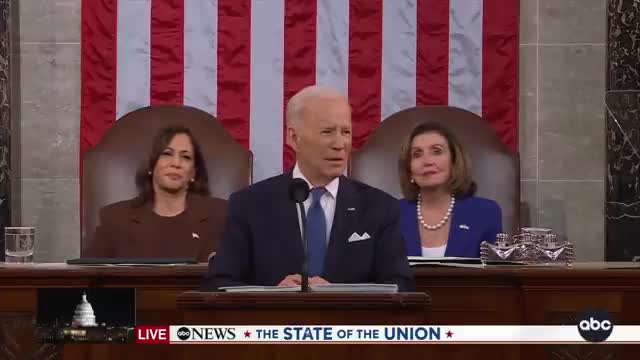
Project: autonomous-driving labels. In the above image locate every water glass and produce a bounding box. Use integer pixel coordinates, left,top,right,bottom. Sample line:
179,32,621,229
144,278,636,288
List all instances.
5,227,36,263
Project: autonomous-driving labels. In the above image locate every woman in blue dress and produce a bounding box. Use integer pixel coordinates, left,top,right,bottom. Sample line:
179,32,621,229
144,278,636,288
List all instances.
398,122,502,258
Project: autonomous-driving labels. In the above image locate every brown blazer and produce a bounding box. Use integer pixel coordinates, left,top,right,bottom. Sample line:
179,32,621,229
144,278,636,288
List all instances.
84,194,227,262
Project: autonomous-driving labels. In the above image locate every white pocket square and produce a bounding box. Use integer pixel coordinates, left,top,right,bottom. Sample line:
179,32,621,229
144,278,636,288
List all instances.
459,224,470,230
348,232,371,242
192,232,200,239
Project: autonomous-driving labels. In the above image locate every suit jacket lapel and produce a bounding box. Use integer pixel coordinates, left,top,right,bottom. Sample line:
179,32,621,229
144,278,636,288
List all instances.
280,173,306,268
130,200,151,223
323,176,358,278
128,201,152,251
444,200,461,257
185,194,213,255
408,202,422,256
186,194,211,228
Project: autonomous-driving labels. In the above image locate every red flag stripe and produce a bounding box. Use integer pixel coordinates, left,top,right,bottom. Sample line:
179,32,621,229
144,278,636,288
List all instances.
349,0,383,149
80,0,118,229
283,0,318,171
80,0,118,155
416,0,449,106
482,0,519,151
217,0,252,149
150,0,185,105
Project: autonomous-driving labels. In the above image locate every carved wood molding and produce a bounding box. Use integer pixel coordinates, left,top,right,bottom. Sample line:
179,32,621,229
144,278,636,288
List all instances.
0,313,61,360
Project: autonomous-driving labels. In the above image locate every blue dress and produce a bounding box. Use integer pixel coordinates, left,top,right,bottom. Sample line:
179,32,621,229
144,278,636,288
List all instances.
400,196,502,258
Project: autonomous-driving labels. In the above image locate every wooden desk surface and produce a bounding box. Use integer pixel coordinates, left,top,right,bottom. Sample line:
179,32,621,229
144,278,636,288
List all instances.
0,261,638,281
177,291,430,309
0,263,207,282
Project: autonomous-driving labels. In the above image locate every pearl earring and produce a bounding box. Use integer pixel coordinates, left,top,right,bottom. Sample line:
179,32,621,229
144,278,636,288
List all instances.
410,179,415,184
147,170,152,176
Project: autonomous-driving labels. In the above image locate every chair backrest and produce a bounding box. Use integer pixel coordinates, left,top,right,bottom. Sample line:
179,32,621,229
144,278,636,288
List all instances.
349,106,520,234
81,105,252,252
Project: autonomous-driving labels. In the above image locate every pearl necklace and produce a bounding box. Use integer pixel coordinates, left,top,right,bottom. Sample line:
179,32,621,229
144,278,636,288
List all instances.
417,194,455,231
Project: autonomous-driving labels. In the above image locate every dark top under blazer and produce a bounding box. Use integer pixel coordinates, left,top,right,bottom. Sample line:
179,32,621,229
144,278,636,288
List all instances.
204,173,415,291
400,196,502,258
84,193,228,262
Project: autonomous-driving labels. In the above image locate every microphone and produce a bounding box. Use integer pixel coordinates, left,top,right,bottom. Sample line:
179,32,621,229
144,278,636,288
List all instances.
288,178,310,292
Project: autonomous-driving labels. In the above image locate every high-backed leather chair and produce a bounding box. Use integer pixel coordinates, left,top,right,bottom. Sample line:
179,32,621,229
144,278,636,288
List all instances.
349,106,520,234
81,105,252,254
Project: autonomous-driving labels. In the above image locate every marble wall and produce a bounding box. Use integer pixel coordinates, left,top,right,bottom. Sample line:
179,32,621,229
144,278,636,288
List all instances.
519,0,607,260
10,0,608,261
0,0,11,255
606,0,640,260
12,0,80,262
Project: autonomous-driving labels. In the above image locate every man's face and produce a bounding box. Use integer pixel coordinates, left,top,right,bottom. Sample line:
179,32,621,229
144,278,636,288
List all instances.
288,96,353,185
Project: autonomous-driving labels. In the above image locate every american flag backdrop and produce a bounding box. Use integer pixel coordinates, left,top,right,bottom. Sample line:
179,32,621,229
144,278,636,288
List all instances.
81,0,519,183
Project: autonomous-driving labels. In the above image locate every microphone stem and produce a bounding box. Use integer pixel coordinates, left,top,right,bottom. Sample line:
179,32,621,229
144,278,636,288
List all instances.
297,202,309,293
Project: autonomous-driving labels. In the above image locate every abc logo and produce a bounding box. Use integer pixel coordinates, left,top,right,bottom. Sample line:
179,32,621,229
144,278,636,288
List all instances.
176,327,191,341
577,310,613,343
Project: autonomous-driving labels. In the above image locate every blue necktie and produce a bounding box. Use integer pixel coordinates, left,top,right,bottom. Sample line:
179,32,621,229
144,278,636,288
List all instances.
307,187,327,277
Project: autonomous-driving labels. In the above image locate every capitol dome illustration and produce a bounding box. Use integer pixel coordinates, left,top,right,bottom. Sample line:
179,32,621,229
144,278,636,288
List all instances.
71,293,98,327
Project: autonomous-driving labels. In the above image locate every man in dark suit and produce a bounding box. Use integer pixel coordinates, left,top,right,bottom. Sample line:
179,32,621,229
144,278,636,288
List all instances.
205,85,414,291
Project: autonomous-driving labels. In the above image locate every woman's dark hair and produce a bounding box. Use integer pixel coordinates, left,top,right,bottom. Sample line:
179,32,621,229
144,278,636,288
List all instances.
398,121,476,200
133,126,210,206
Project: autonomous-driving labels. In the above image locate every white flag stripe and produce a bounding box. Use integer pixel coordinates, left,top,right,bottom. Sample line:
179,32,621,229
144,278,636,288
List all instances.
448,0,483,116
116,0,151,120
316,0,349,95
184,0,218,115
249,0,285,182
381,0,417,120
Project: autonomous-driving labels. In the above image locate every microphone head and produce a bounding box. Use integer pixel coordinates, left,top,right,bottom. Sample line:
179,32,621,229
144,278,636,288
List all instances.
288,178,310,204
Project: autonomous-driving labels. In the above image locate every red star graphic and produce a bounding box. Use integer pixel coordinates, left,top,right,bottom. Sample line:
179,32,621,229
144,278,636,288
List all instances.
446,330,453,338
244,330,251,338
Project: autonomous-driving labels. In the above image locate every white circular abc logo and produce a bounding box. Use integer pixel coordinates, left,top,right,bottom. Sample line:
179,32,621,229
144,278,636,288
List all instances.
176,327,191,341
577,310,613,342
579,318,612,331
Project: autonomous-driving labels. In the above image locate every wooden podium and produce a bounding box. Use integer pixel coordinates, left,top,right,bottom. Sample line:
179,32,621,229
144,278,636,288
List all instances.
2,263,639,359
176,291,430,359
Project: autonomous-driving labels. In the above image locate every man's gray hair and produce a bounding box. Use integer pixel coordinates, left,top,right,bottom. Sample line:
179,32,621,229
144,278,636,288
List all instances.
286,85,346,127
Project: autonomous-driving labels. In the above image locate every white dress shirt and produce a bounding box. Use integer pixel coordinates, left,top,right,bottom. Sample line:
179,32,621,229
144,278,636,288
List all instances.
421,244,447,258
292,163,339,242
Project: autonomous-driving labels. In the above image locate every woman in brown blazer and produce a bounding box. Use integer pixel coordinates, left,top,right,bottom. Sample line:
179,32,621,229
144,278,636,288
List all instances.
85,126,227,262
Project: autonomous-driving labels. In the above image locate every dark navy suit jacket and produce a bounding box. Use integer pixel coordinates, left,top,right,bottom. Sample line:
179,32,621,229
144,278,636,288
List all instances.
205,173,415,291
400,196,502,258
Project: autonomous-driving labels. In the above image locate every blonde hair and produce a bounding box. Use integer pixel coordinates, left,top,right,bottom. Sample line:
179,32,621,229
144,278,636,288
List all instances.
398,122,476,201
